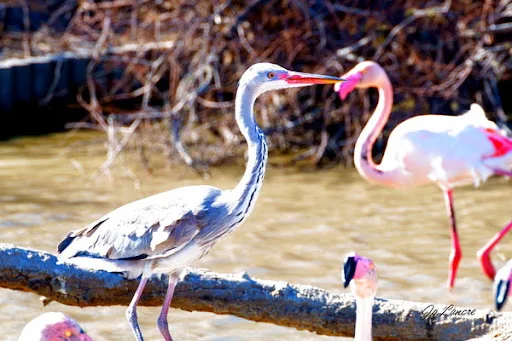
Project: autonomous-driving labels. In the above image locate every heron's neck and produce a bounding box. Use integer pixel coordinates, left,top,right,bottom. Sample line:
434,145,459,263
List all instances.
355,296,374,341
353,73,403,186
231,85,268,218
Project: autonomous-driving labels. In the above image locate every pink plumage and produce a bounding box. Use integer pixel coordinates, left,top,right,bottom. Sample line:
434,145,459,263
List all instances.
336,61,512,288
342,252,377,341
18,312,93,341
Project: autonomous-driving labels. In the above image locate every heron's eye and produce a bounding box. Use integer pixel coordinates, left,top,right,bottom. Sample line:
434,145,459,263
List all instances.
267,72,275,79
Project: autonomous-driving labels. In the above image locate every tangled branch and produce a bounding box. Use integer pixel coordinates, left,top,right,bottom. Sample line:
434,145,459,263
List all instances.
1,0,510,170
1,244,512,340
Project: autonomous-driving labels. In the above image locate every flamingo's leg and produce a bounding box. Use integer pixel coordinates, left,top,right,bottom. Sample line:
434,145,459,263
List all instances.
126,276,149,341
477,221,512,280
157,273,179,341
443,189,462,289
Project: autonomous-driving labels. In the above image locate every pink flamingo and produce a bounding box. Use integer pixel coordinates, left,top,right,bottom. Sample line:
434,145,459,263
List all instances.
342,252,377,341
335,61,512,288
494,259,512,311
18,312,93,341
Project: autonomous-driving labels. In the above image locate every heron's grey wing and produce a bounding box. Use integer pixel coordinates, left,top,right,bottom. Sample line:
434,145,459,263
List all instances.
57,185,223,260
59,209,204,260
57,187,221,260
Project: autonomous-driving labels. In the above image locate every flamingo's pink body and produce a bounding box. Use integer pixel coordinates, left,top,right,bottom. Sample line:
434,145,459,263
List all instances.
18,312,93,341
336,61,512,288
370,111,512,188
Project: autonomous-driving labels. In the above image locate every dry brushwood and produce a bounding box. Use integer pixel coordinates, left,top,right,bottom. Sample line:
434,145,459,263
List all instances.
1,0,511,170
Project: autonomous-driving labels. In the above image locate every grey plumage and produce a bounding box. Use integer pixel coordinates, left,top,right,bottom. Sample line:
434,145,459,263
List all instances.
60,187,219,260
59,185,243,279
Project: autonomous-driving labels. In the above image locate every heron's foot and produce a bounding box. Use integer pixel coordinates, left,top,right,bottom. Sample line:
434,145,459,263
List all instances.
477,247,496,280
126,306,144,341
157,315,173,341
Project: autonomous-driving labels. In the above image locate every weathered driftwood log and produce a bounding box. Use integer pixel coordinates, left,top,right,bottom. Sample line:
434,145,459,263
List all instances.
1,244,511,341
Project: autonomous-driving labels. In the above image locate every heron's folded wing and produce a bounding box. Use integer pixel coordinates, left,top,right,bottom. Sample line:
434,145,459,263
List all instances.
58,204,203,261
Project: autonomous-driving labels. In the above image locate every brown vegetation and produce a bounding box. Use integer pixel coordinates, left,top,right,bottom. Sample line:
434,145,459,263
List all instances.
1,0,511,172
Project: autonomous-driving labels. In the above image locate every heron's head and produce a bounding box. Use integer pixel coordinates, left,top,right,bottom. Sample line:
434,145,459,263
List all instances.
494,260,512,311
342,252,378,299
19,312,94,341
334,61,387,100
239,63,345,98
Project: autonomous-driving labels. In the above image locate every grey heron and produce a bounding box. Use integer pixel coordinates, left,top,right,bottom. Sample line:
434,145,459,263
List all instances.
342,252,377,341
57,62,344,341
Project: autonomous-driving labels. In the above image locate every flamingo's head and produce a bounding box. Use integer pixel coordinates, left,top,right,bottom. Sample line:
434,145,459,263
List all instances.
494,260,512,311
334,61,387,100
239,63,345,98
342,252,378,299
19,312,94,341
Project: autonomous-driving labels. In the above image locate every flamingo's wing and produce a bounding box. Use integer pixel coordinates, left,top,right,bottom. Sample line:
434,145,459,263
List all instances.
481,128,512,158
382,111,505,185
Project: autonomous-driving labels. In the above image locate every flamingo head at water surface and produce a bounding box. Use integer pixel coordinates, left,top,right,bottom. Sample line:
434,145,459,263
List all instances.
342,252,378,299
342,252,377,341
18,312,93,341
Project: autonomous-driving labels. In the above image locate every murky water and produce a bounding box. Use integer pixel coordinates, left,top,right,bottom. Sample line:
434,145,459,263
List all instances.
1,131,511,341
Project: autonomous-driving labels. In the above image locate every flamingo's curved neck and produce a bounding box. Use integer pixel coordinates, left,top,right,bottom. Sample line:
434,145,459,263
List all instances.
353,72,398,186
355,296,374,341
231,85,268,219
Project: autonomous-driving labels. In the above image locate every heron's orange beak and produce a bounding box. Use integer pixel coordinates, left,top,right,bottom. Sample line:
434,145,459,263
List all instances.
282,72,345,84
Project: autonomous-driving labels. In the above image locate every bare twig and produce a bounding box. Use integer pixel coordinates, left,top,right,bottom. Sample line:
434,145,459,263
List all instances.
20,0,30,57
374,0,452,60
95,118,141,177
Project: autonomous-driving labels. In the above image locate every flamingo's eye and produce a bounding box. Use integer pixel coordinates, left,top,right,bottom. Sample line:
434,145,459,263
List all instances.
267,72,275,79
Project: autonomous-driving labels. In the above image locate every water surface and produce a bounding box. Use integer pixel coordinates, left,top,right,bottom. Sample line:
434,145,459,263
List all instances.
1,131,511,340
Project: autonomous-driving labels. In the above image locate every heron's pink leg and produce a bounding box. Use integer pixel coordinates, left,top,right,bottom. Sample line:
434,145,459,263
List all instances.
157,273,179,341
126,277,149,341
477,221,512,280
443,189,462,289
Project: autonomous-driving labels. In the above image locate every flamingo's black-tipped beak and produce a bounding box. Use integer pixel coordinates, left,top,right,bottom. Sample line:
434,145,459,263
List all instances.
335,71,363,100
283,72,345,85
343,256,357,288
496,279,510,311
